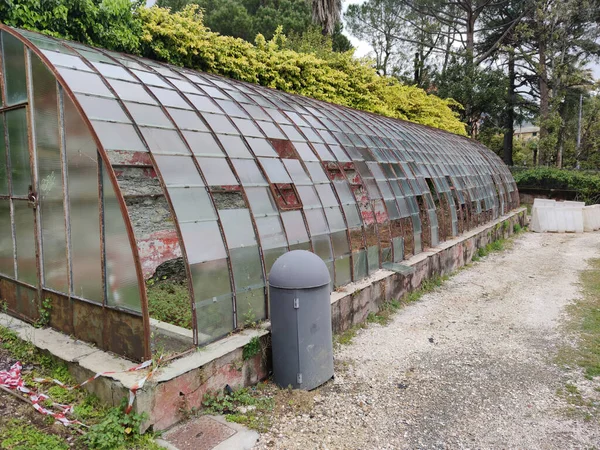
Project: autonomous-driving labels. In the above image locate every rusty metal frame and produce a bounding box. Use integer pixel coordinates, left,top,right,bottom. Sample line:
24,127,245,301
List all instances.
0,26,152,360
0,25,521,357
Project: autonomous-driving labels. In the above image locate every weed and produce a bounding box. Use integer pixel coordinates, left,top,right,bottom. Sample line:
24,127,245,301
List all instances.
333,323,366,346
243,336,261,360
35,297,52,328
81,399,157,450
242,308,258,329
1,300,7,313
202,385,274,432
0,419,69,450
513,223,522,234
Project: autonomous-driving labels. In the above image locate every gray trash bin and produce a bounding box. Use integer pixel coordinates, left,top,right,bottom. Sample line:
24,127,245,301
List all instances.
269,250,334,390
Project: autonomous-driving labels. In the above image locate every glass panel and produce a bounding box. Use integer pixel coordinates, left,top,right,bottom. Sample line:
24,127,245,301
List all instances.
202,113,237,134
102,163,141,311
13,201,37,285
32,56,68,292
258,158,291,183
297,186,320,208
6,108,31,196
262,247,286,275
57,68,114,98
150,87,190,109
236,287,266,324
131,69,170,88
232,118,262,137
367,245,379,272
91,121,146,152
245,187,277,216
283,159,311,184
218,135,252,158
0,199,14,277
196,157,238,185
230,246,264,290
140,127,188,154
64,95,103,302
281,210,309,244
353,249,368,280
256,216,287,249
183,131,223,156
343,204,362,228
154,155,204,186
167,186,216,222
219,209,256,248
0,115,7,195
316,184,338,207
257,121,285,139
246,138,277,157
231,159,267,185
311,234,332,260
167,108,207,131
305,162,329,183
191,259,231,300
193,267,234,343
293,142,318,161
125,103,172,128
331,230,350,255
91,62,135,81
181,221,226,264
107,79,156,104
75,94,131,123
2,32,27,105
334,255,351,287
185,94,221,114
305,208,329,235
325,207,346,232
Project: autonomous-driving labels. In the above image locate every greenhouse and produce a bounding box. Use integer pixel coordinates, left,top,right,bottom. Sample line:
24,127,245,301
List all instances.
0,25,519,361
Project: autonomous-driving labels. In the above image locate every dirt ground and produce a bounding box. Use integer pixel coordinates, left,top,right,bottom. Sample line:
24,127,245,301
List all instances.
255,231,600,449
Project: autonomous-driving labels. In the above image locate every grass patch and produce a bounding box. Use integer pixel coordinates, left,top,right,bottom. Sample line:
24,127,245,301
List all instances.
0,419,69,450
0,325,161,450
333,322,366,347
147,280,192,329
561,258,600,379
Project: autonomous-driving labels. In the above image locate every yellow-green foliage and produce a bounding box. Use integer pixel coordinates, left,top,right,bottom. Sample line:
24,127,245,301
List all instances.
137,5,466,135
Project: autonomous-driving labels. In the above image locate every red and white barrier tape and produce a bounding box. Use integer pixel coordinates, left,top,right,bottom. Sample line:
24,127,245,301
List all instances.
1,357,161,426
0,361,85,426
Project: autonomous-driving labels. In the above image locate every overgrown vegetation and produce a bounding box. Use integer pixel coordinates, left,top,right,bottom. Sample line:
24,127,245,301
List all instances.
242,336,262,360
513,168,600,205
147,279,192,329
202,385,275,432
0,1,466,135
0,325,161,450
35,297,52,328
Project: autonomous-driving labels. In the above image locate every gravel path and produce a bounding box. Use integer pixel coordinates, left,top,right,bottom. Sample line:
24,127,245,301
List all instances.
256,231,600,449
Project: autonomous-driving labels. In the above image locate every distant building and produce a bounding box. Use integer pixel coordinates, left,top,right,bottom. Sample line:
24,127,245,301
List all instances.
514,123,540,141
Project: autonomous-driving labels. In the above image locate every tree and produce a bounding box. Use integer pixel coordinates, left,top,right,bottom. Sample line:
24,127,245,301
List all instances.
345,0,408,76
156,0,313,42
519,0,600,166
310,0,342,35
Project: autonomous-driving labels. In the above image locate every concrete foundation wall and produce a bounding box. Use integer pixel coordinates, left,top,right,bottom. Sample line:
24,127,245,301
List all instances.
0,208,527,433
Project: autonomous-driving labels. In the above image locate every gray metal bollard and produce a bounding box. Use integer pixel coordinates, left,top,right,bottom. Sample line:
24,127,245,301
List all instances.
268,250,334,390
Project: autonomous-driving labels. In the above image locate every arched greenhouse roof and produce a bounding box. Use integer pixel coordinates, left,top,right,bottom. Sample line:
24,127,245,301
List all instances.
0,25,519,361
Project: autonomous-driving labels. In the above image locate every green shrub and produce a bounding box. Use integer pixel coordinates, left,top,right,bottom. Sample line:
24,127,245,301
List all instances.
513,168,600,204
0,1,466,135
